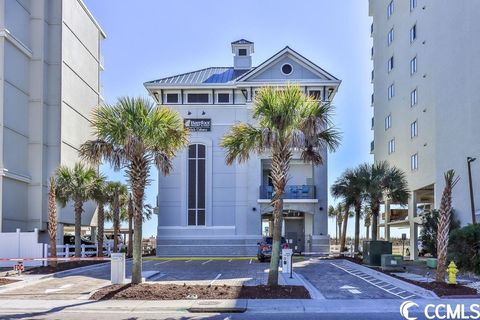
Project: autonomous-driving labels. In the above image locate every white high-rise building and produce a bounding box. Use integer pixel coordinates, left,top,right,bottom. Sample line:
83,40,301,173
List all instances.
0,0,105,238
370,0,480,258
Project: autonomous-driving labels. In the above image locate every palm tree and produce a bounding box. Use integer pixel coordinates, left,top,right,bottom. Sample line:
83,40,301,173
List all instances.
105,182,128,253
56,163,103,257
331,168,363,252
336,202,344,246
48,177,58,266
127,194,134,258
91,178,108,257
328,205,338,244
221,85,340,286
79,97,188,284
436,170,459,282
364,206,372,241
358,161,409,241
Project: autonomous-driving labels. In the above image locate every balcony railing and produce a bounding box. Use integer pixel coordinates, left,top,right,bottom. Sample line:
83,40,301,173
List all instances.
259,185,316,200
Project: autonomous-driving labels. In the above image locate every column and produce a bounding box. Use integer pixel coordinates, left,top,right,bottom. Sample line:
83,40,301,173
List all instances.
408,191,418,260
385,199,391,241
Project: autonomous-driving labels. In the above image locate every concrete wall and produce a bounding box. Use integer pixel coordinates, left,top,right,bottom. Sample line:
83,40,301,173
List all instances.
0,0,104,232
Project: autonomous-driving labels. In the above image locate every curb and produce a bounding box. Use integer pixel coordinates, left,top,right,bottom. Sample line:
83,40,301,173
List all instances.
294,272,325,300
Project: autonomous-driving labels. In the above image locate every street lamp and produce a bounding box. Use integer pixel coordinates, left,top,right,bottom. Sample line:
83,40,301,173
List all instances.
467,157,477,224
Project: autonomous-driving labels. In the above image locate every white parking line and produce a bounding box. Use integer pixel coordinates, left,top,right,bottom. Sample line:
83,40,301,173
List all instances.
330,262,415,300
209,273,222,285
228,259,232,263
154,260,171,266
202,260,212,265
185,260,192,263
249,259,252,264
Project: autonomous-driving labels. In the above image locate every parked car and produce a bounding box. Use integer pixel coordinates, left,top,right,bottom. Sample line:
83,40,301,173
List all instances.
257,237,289,262
63,234,95,246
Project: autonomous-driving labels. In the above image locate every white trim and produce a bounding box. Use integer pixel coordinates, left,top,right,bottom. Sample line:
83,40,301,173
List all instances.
0,28,33,58
77,0,107,38
158,226,235,230
157,244,258,247
257,199,318,204
1,169,32,184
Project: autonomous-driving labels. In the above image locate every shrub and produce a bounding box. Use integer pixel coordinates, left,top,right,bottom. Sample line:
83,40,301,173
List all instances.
448,224,480,274
420,209,460,257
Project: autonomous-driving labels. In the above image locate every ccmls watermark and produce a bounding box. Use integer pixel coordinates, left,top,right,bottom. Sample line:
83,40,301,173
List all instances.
400,301,480,320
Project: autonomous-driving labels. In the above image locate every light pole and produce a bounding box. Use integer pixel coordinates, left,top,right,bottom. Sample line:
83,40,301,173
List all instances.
467,157,477,224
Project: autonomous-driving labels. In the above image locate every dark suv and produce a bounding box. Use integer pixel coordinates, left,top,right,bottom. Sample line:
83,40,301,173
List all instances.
257,237,289,262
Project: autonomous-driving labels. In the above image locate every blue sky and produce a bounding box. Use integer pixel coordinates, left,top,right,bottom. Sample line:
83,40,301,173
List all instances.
84,0,373,238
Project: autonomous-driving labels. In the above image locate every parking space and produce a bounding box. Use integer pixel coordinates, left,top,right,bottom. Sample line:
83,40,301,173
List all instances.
293,258,420,300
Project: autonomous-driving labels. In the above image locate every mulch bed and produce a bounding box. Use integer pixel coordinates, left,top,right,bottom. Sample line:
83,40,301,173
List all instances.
0,278,19,286
91,284,310,300
24,260,106,275
386,273,478,297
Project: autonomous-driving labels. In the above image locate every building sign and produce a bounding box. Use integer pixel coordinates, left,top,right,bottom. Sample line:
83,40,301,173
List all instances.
184,119,211,132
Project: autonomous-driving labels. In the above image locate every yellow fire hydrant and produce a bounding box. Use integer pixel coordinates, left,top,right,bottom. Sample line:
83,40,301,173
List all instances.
447,261,458,285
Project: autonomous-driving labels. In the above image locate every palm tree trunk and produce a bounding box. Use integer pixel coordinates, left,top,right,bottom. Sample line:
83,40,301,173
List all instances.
48,177,57,267
97,203,105,257
74,201,83,258
354,204,361,252
267,147,290,286
371,202,380,241
113,191,120,253
340,210,349,252
335,217,338,245
127,195,133,258
130,159,148,285
338,222,342,247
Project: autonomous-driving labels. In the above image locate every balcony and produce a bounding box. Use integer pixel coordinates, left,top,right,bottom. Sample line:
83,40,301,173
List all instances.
259,185,316,200
370,140,375,154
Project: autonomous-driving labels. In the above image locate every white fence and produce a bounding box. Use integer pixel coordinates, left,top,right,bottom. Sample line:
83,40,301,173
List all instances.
51,244,113,258
0,229,45,267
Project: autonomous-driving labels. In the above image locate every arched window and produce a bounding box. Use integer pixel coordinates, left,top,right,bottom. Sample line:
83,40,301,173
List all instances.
187,144,206,226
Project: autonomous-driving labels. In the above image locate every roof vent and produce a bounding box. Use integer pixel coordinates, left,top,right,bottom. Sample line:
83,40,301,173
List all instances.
231,39,254,70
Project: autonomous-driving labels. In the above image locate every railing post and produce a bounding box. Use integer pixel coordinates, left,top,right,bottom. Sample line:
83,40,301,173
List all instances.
81,244,85,258
65,244,70,257
107,244,111,257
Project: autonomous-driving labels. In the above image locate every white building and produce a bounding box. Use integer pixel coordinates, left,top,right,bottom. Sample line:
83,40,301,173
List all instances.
0,0,105,238
145,40,340,256
369,0,480,258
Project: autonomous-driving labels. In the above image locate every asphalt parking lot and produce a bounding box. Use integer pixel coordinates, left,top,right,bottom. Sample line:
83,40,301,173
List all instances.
0,258,427,300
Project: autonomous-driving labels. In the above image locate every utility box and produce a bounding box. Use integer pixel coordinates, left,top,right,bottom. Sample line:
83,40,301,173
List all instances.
381,254,404,270
111,253,126,284
281,249,293,274
363,241,392,266
427,258,438,269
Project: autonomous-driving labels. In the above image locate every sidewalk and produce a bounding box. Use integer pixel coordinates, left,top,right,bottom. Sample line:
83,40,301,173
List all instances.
0,298,479,316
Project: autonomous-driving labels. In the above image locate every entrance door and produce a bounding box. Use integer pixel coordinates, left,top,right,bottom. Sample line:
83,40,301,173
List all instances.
285,219,305,253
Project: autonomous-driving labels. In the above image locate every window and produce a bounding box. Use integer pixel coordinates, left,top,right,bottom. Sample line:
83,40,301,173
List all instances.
388,139,395,154
217,93,230,103
410,0,417,11
388,56,394,72
411,89,418,106
281,63,293,75
387,1,394,18
385,114,392,130
371,93,375,105
410,24,417,43
371,117,375,129
371,70,374,82
388,83,395,100
309,90,322,100
371,23,374,35
371,46,374,58
238,48,247,56
187,93,209,103
188,144,206,226
411,121,418,138
410,56,417,75
411,153,418,170
388,28,394,46
166,93,179,104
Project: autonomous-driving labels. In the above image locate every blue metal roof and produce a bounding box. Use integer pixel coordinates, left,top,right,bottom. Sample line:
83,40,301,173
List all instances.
145,67,252,85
